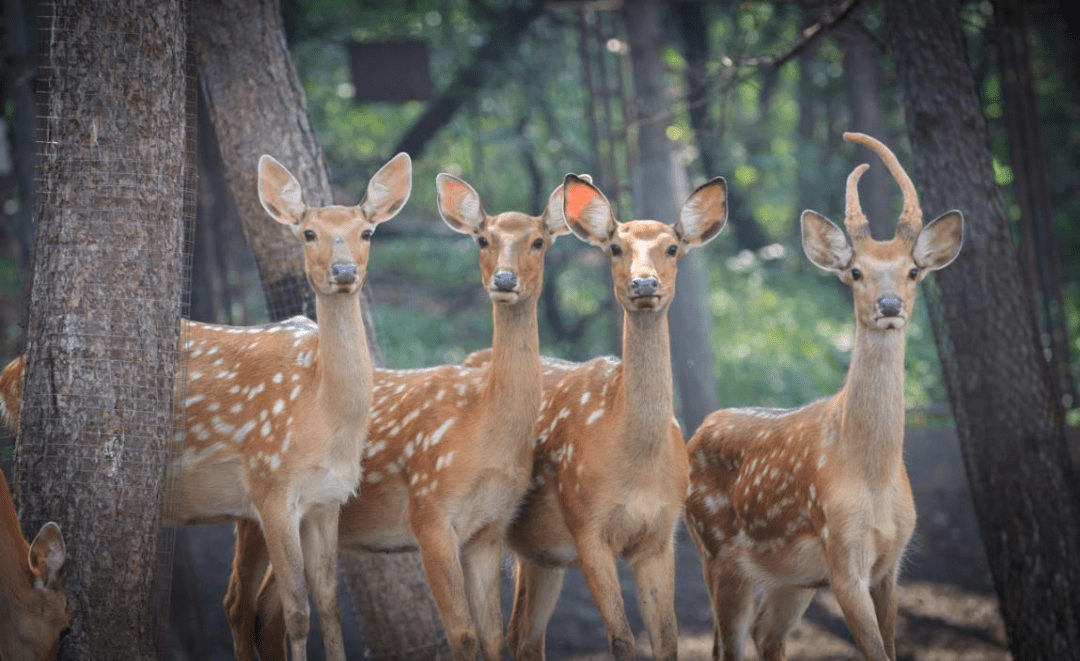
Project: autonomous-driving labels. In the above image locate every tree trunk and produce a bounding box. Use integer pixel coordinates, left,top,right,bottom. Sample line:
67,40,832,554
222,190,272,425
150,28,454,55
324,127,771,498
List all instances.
193,1,449,657
14,0,192,657
994,0,1078,409
623,0,718,435
885,1,1080,657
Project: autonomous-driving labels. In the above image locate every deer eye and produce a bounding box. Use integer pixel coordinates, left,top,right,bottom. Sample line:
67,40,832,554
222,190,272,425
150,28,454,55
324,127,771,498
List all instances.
666,244,678,257
909,267,919,280
610,244,622,257
361,229,373,241
477,236,489,248
303,229,316,242
532,237,544,250
850,268,862,281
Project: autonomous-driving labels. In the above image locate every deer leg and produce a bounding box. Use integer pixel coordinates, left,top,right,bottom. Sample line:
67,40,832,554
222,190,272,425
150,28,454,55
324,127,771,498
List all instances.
223,519,271,661
254,570,288,661
414,520,477,661
507,556,565,661
870,568,900,661
301,503,345,661
259,508,311,661
461,527,506,661
750,585,815,661
704,557,753,661
827,559,889,661
631,545,678,661
575,536,635,660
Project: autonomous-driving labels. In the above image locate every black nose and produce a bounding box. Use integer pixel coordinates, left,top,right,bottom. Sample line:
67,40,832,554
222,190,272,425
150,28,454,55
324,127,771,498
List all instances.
331,262,358,284
878,295,902,317
631,277,659,297
492,271,518,292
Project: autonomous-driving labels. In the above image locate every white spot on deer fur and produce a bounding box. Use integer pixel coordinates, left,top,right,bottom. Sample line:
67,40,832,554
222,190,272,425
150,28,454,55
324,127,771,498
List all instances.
410,473,420,486
281,432,293,453
366,472,382,484
435,451,455,471
190,371,203,381
272,372,283,384
211,417,235,436
268,454,281,471
558,407,570,420
272,399,285,416
290,385,302,401
184,394,205,407
817,453,827,469
259,410,268,422
260,421,272,437
808,484,817,501
234,420,256,443
429,418,455,446
247,382,266,401
586,409,603,425
580,391,590,406
230,403,243,414
191,348,203,358
365,440,387,457
207,402,220,412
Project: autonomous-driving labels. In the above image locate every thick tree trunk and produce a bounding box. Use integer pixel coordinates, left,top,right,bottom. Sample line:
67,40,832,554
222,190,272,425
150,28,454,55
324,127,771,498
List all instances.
14,0,192,657
193,1,449,657
623,0,718,435
886,1,1080,657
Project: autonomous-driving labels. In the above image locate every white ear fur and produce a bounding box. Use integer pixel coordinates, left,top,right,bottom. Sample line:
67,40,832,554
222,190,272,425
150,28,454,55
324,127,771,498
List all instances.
913,210,964,271
29,521,66,590
562,174,616,247
258,155,306,226
436,174,486,235
676,176,728,247
361,152,412,225
801,210,853,273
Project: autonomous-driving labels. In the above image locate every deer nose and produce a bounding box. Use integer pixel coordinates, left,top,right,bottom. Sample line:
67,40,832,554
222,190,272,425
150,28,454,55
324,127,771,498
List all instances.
331,262,358,284
492,271,517,292
878,295,903,317
631,277,659,297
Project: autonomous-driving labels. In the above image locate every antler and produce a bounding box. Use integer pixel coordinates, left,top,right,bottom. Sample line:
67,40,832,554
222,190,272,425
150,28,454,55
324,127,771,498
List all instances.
843,132,922,244
844,163,872,245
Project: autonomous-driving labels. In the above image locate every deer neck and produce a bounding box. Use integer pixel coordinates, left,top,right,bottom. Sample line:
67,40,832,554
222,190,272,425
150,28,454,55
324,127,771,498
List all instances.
615,310,674,455
836,323,907,484
313,292,373,430
485,296,542,438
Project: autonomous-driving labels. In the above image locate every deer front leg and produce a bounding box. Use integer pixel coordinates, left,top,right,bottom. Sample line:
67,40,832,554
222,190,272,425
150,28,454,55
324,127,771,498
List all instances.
826,548,889,661
259,507,312,661
575,535,635,660
702,556,753,661
461,527,506,660
507,556,565,661
301,502,345,661
870,568,900,661
413,518,478,661
223,519,272,661
631,545,678,661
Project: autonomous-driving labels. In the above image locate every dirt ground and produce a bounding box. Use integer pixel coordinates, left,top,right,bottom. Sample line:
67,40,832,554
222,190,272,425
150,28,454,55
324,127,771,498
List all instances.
175,424,1011,660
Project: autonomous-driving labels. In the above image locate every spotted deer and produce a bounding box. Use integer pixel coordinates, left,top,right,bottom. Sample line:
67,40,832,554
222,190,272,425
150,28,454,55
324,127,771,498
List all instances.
684,133,963,661
221,174,572,661
504,173,727,661
0,468,69,661
0,152,412,661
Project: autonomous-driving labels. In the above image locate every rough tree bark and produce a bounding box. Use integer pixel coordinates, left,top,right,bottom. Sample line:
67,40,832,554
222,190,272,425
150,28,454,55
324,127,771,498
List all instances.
886,0,1080,657
192,0,450,657
623,0,719,435
14,0,192,657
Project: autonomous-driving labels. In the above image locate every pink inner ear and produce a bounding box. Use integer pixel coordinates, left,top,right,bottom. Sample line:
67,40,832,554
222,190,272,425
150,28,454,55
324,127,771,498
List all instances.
443,178,470,203
566,182,594,220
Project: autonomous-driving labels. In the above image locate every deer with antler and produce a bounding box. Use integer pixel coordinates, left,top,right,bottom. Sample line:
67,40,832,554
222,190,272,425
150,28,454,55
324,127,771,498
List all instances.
0,469,69,661
684,133,963,661
0,152,412,661
505,173,728,661
220,174,572,661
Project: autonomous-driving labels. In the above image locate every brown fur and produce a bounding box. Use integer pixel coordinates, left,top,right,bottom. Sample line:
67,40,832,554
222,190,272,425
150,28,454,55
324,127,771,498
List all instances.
685,133,963,661
505,174,728,661
222,175,571,661
0,469,69,661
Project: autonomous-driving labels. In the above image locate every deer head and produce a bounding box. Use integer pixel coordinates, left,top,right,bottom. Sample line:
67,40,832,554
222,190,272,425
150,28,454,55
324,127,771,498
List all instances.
561,173,727,313
801,132,963,331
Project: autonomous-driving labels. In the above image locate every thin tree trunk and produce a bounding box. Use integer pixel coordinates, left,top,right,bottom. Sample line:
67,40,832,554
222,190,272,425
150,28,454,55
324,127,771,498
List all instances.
14,0,191,657
193,1,448,656
623,0,718,435
885,0,1080,657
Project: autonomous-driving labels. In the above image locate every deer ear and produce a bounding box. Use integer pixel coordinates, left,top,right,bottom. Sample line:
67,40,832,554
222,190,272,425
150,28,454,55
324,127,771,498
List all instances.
540,179,577,239
676,176,727,247
361,152,412,225
801,210,852,274
436,174,486,235
258,155,306,226
29,522,66,590
563,174,616,247
913,210,963,271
